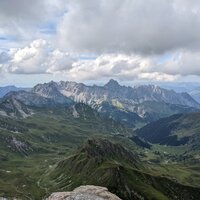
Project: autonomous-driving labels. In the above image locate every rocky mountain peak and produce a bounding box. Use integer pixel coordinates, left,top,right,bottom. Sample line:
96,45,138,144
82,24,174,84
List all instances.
32,81,59,96
104,79,120,89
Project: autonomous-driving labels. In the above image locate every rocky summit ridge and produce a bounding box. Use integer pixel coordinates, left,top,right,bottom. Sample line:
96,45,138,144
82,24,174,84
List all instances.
47,185,121,200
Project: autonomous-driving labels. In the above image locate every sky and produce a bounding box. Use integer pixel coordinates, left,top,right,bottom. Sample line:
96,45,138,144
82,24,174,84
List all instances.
0,0,200,87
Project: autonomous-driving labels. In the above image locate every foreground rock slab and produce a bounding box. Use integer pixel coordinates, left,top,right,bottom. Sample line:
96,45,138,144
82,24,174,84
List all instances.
47,185,121,200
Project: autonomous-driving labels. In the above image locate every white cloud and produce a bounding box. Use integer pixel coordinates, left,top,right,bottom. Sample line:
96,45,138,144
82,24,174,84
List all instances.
64,54,178,81
138,72,178,82
7,39,49,74
1,39,200,82
2,39,75,74
46,50,75,73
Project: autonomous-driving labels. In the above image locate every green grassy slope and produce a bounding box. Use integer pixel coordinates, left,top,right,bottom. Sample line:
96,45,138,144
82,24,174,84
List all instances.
0,105,200,199
136,112,200,147
0,103,137,199
43,139,200,200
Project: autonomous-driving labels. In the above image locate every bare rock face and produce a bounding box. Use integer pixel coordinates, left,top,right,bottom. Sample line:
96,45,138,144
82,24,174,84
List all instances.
47,185,121,200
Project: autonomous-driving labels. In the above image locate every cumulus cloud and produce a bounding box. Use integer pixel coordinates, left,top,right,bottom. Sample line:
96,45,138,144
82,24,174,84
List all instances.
1,39,75,74
64,54,178,81
46,50,76,73
1,40,200,82
57,0,200,54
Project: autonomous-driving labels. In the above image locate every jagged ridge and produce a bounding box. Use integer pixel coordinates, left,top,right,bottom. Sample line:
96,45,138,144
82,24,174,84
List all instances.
45,139,200,200
1,80,199,126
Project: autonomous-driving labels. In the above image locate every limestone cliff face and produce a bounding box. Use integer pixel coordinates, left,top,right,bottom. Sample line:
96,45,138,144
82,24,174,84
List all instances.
47,185,121,200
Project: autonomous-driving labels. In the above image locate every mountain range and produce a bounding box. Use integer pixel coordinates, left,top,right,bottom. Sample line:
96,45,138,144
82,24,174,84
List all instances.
0,86,30,98
0,80,199,128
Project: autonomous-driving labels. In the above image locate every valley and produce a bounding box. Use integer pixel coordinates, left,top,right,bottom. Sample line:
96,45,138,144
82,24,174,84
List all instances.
0,81,200,199
0,83,200,200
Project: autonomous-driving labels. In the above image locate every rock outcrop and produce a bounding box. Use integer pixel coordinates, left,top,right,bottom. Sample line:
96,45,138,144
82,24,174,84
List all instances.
47,185,121,200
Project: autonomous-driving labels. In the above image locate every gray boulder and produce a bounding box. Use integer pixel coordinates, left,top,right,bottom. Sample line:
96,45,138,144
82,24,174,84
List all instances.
47,185,121,200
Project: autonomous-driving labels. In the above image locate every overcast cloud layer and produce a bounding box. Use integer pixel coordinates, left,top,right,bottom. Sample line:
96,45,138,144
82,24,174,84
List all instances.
58,0,200,54
0,0,200,85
